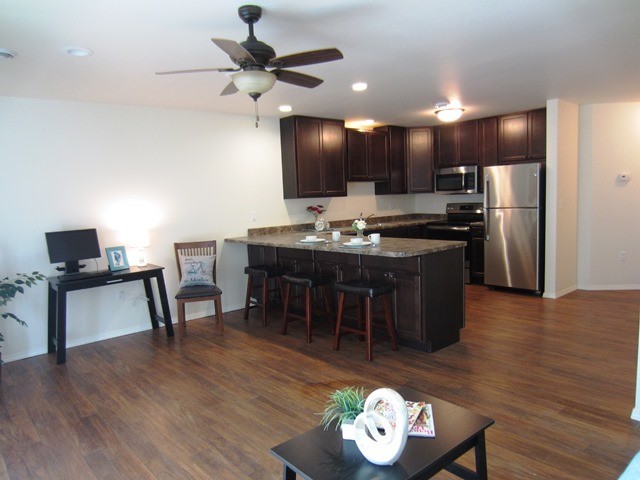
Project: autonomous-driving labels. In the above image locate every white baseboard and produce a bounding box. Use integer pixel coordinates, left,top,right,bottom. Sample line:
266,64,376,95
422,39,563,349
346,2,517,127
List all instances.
631,407,640,422
543,285,578,299
579,284,640,291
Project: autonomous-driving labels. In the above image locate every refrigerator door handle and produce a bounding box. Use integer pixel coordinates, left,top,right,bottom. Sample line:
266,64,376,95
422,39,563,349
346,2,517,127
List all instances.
484,208,490,241
484,175,490,209
484,173,490,241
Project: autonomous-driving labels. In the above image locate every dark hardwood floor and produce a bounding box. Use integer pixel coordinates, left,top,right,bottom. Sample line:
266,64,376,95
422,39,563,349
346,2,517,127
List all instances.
1,286,639,479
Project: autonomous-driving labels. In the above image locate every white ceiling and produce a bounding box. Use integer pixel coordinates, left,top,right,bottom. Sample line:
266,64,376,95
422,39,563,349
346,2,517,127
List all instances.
2,0,640,127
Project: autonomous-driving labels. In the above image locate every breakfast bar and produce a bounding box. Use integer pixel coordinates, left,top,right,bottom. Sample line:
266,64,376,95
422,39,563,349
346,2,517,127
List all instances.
226,231,466,352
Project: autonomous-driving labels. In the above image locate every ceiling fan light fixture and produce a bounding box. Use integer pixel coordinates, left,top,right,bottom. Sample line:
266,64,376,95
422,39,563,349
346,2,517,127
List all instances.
232,70,276,98
434,102,465,122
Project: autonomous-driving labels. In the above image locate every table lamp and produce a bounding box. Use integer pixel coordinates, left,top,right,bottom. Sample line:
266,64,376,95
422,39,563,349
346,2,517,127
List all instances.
128,229,150,267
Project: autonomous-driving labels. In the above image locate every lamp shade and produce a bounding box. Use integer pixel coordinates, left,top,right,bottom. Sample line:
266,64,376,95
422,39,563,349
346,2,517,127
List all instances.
232,70,277,95
434,103,465,122
128,229,150,248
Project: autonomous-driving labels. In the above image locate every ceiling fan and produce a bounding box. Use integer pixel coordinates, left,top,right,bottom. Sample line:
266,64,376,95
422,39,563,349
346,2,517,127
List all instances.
156,4,344,102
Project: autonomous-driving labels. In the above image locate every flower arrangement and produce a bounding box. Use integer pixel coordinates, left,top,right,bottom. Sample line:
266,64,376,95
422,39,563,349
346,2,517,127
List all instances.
352,213,374,233
306,204,326,219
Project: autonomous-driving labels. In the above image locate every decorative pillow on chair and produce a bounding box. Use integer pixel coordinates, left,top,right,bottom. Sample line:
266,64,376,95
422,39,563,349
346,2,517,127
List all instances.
178,254,216,288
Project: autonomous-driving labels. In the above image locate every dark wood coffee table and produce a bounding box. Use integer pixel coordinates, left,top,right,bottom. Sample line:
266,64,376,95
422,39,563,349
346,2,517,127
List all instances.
270,387,494,480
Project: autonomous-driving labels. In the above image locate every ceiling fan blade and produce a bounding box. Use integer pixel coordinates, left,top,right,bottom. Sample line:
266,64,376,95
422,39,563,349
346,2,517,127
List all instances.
211,38,256,65
272,69,324,88
269,48,343,69
220,81,239,96
156,67,239,75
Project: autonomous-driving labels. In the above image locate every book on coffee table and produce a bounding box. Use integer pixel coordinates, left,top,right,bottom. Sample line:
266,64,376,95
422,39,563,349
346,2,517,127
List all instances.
374,400,436,437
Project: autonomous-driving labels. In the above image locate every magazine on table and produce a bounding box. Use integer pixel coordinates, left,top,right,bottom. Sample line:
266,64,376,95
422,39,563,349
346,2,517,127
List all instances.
374,399,435,437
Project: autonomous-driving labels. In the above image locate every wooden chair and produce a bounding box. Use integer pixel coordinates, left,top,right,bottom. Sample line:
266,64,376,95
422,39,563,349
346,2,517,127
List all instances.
174,240,223,336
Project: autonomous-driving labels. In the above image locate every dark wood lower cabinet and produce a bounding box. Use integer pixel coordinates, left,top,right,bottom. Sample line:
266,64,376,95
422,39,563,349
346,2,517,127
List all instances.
247,245,465,352
361,257,423,343
470,226,485,285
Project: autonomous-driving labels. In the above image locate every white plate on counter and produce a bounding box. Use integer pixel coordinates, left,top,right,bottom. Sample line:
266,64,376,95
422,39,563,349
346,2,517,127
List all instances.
298,238,328,244
341,241,372,248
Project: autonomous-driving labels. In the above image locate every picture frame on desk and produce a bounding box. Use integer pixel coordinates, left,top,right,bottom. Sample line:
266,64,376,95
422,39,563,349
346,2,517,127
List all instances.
106,246,129,271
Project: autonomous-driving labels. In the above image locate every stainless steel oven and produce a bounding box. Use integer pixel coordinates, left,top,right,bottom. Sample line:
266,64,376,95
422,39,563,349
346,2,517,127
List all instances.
425,203,484,284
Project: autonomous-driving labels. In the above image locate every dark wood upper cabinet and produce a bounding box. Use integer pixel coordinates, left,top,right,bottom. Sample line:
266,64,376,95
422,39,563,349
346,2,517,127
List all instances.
498,108,546,163
347,129,388,181
479,116,498,168
434,120,479,168
407,127,434,193
435,124,457,168
280,115,347,199
458,121,480,165
374,125,407,195
528,108,547,160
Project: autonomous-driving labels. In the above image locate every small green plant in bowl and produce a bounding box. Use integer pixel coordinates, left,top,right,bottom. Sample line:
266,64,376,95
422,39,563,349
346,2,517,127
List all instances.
320,386,366,431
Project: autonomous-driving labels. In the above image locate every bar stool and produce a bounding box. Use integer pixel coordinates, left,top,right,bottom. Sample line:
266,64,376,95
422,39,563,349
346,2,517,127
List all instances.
243,265,284,326
281,272,333,343
333,279,398,362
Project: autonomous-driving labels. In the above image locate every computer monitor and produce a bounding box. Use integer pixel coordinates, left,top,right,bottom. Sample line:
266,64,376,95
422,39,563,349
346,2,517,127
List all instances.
45,228,101,274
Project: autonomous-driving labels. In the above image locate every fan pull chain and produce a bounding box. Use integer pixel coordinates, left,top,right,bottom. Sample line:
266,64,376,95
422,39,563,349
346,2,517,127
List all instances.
254,100,260,128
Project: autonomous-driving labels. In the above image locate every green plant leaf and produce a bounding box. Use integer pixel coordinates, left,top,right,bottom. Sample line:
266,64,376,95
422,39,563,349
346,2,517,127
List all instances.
319,386,366,430
1,272,45,345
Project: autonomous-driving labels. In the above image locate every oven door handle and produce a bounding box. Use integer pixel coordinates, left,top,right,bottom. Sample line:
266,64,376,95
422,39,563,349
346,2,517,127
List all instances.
426,225,470,232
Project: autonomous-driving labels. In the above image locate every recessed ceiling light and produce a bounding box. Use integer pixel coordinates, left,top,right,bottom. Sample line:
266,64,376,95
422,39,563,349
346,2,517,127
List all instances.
279,105,292,113
352,82,368,92
65,47,93,57
0,48,16,60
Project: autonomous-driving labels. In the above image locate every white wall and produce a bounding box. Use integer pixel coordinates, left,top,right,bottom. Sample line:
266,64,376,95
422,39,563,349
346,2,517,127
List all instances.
578,103,640,289
544,99,579,298
0,96,414,362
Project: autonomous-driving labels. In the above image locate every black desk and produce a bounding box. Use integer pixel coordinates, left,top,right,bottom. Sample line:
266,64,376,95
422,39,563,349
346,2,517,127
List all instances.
270,387,494,480
47,264,174,364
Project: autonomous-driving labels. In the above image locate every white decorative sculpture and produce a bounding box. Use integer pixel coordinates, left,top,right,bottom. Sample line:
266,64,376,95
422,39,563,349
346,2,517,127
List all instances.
353,388,409,466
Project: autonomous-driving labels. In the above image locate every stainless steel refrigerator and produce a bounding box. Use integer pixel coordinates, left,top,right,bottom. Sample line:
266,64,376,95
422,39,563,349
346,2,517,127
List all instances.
483,163,544,294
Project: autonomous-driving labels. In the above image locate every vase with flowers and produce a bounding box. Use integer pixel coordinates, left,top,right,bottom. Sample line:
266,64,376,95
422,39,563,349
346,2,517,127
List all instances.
352,213,374,238
307,205,328,232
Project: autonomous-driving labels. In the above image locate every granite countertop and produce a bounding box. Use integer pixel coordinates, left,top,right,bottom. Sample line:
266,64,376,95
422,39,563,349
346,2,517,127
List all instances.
245,213,446,237
225,231,465,258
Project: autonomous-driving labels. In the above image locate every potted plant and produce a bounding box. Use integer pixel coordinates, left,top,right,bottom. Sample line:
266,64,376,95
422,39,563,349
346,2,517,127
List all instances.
320,386,365,440
0,272,46,366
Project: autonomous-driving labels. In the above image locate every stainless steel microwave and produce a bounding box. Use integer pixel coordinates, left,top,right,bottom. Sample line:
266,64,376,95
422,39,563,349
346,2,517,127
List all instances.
434,165,479,194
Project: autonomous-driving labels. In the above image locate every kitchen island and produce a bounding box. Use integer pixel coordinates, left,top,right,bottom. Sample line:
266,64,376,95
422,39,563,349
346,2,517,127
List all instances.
225,231,466,353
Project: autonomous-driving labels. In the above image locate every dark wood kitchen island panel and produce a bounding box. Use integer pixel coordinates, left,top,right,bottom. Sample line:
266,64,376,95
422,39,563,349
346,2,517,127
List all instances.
226,233,465,352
